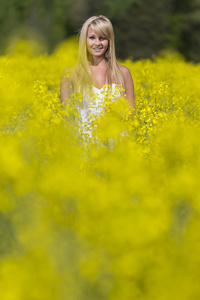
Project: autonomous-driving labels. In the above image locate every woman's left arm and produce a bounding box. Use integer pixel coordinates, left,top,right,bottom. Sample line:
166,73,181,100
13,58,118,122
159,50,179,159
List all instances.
120,65,135,111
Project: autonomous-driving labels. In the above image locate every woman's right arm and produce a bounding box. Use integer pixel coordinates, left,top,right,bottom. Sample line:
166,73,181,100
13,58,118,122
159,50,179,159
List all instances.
60,69,73,104
119,65,135,111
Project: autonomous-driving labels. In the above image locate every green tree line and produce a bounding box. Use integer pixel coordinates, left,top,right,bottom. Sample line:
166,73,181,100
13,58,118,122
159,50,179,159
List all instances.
0,0,200,61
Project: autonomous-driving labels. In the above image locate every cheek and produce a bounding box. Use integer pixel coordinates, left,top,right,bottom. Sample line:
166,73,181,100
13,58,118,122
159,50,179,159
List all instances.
86,39,90,48
86,41,92,53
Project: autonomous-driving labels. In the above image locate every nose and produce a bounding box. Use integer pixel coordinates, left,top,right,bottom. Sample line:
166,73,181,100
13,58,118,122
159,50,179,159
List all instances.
95,38,101,45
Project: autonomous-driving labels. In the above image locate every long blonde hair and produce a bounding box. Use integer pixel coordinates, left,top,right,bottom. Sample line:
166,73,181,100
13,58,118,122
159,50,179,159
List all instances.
72,15,125,92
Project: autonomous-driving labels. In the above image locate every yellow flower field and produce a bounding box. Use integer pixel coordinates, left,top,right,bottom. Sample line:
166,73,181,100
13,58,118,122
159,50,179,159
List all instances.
0,38,200,300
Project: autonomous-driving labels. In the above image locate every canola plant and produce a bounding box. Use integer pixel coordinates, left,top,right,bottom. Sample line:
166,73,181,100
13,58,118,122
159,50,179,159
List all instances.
0,38,200,300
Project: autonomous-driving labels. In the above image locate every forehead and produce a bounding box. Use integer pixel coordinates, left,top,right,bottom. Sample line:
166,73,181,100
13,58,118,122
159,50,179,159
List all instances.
87,26,100,36
87,25,106,37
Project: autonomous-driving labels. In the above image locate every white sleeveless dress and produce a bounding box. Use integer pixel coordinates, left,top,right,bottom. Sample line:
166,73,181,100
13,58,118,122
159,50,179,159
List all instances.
77,84,123,137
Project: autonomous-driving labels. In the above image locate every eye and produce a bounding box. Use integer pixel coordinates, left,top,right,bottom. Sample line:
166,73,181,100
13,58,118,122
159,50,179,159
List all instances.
99,37,106,41
88,35,95,39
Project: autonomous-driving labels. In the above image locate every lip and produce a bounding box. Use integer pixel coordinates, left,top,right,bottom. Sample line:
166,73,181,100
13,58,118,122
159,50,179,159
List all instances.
93,48,103,50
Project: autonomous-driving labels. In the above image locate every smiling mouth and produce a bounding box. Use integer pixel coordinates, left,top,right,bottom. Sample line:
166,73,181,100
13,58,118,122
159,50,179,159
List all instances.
93,48,103,50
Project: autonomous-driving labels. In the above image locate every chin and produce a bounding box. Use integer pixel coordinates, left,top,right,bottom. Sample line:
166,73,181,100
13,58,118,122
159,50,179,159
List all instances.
93,52,105,57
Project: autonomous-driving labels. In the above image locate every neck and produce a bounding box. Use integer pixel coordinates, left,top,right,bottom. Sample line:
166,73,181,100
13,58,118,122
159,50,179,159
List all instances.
90,57,106,67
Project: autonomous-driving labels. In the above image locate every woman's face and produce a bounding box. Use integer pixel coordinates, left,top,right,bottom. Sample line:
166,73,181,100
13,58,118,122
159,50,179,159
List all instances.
86,26,109,59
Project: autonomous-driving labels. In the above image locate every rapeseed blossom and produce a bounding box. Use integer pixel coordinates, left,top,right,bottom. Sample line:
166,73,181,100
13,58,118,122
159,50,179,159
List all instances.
0,39,200,300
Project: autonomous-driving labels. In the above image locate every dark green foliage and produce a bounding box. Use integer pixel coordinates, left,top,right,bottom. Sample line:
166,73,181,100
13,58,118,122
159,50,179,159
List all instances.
111,0,172,60
178,0,200,61
168,0,200,61
0,0,199,61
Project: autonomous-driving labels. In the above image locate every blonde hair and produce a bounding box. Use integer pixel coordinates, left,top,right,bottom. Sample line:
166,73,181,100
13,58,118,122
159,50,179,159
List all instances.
72,15,125,92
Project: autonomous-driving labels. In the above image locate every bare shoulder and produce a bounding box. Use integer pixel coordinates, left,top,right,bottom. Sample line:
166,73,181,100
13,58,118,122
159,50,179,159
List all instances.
119,64,134,85
119,64,132,78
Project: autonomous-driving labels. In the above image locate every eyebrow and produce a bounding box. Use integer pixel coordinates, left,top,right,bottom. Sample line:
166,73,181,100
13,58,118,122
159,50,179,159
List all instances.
88,34,106,38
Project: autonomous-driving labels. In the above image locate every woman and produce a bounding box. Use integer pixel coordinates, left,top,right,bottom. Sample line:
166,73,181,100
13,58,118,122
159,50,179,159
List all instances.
60,15,135,134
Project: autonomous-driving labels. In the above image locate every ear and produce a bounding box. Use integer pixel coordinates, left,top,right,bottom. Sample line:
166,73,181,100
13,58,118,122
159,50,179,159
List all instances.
105,47,110,60
106,43,110,52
